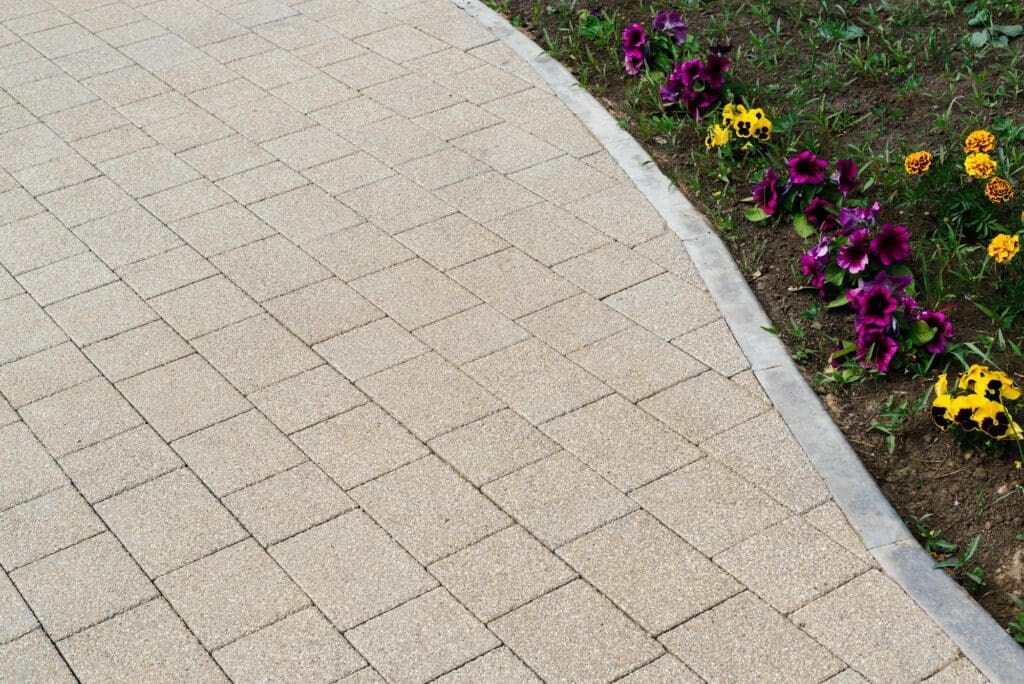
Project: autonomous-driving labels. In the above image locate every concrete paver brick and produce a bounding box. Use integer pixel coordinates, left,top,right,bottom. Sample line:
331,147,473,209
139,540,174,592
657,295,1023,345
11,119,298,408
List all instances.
0,342,97,409
414,304,529,365
0,487,104,571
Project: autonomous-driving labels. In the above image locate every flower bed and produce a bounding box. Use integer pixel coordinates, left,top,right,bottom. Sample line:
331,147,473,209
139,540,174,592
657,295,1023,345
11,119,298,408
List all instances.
494,0,1024,636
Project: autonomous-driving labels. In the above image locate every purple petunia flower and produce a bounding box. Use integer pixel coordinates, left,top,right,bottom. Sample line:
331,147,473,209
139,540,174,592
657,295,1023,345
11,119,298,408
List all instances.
836,229,871,273
870,223,910,266
624,48,645,75
856,326,899,373
677,58,704,86
804,197,839,232
917,309,954,354
837,201,881,234
832,159,859,196
800,236,830,295
700,53,729,90
752,167,780,216
622,23,647,50
653,11,687,44
787,150,829,186
847,283,899,328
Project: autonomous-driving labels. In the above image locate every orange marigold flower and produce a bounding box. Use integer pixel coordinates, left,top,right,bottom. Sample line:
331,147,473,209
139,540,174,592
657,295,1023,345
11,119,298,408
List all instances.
904,150,932,175
984,177,1014,204
964,129,996,153
988,233,1020,264
965,152,997,179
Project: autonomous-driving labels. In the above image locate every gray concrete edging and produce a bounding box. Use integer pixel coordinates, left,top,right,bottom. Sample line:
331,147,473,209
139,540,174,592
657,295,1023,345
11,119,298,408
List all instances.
451,0,1024,679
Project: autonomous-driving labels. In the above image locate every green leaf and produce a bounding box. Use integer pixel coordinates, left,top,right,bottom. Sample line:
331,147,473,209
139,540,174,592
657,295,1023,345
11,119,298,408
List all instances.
744,206,770,222
970,30,990,47
991,33,1010,48
909,319,937,346
840,23,865,40
793,214,815,239
826,292,850,309
996,24,1024,37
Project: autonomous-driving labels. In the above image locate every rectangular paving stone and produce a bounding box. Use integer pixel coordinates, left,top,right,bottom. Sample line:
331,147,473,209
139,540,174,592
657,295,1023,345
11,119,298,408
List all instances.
0,482,101,567
542,394,701,492
482,451,636,547
216,161,308,205
156,539,309,650
15,252,116,307
150,275,261,340
465,338,609,425
661,592,843,684
0,570,36,643
305,223,413,281
292,403,429,490
0,341,97,408
803,502,875,567
219,95,313,143
38,176,134,229
116,244,216,299
315,317,427,381
326,52,408,90
61,425,182,503
171,202,275,257
453,122,560,174
263,125,355,170
434,172,541,224
84,65,169,107
631,459,790,557
509,155,615,205
73,205,181,268
0,294,66,365
9,74,96,117
10,533,157,640
212,234,329,302
606,273,719,340
415,304,529,366
559,511,740,633
640,371,767,444
248,364,365,435
673,318,750,377
491,580,661,682
449,248,576,320
429,525,574,623
618,655,701,683
486,202,609,267
0,213,86,276
436,647,539,683
58,599,226,682
45,281,157,347
352,456,509,564
413,101,501,141
345,588,498,684
96,469,247,577
270,511,436,630
12,154,100,197
97,145,199,197
565,185,667,246
342,176,453,235
395,214,506,271
312,96,393,137
519,294,629,355
634,231,705,288
791,570,957,683
0,630,75,682
180,134,274,181
265,278,384,345
0,123,69,172
116,354,250,441
358,352,503,441
0,423,65,510
397,147,488,191
73,124,156,165
351,258,478,329
272,73,357,113
83,320,191,384
213,606,365,682
146,109,235,153
347,116,447,167
251,184,362,244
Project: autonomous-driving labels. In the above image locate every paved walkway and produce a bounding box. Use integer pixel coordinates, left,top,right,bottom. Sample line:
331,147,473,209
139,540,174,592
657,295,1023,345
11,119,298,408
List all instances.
0,0,991,681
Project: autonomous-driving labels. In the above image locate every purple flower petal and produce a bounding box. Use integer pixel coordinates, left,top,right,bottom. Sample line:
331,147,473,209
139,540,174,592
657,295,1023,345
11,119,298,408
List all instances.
870,223,910,266
787,150,829,185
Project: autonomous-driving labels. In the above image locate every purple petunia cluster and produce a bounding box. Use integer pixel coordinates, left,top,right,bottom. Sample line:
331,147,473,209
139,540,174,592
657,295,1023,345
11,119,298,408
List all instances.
659,53,730,116
622,11,688,76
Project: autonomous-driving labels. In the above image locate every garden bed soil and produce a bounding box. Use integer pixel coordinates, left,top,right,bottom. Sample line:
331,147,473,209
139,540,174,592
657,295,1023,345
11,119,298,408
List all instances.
502,0,1024,626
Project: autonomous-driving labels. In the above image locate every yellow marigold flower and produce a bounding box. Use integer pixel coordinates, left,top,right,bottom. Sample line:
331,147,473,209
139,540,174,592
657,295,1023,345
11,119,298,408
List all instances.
984,177,1014,204
988,233,1020,264
721,103,746,129
704,124,730,149
964,129,996,154
904,150,932,175
965,152,997,179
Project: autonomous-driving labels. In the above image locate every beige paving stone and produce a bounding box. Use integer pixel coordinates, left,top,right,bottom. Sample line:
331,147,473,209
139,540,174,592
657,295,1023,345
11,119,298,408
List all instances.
436,63,531,105
140,178,231,224
0,295,66,365
0,630,75,682
397,147,488,191
214,606,365,682
0,188,42,227
673,318,750,377
715,518,869,615
38,176,133,228
116,354,250,441
559,511,740,633
0,213,86,276
553,241,664,298
72,124,156,166
450,249,577,319
635,231,706,289
20,376,142,457
273,73,357,113
171,409,306,496
263,125,355,170
212,235,329,302
215,161,308,205
157,539,308,650
10,533,156,640
413,101,501,141
353,456,509,564
436,647,539,683
0,570,36,643
565,185,667,246
292,403,428,490
248,364,365,434
26,23,103,59
925,657,987,683
96,469,246,578
304,151,395,195
348,116,447,166
232,48,318,89
661,592,843,684
265,277,383,345
702,412,830,513
58,599,225,682
483,451,635,547
294,37,368,67
428,408,558,485
83,321,191,384
542,394,701,492
151,275,262,339
224,462,356,546
118,91,195,128
732,368,770,405
618,654,701,683
315,317,427,381
85,65,170,107
492,580,661,682
312,96,394,136
435,172,541,223
466,338,609,425
171,202,275,257
326,52,408,89
826,670,870,683
803,501,874,566
252,184,363,244
396,214,506,271
98,145,199,198
351,258,478,329
15,252,116,307
519,294,630,354
306,223,413,281
429,525,574,622
9,74,97,118
606,273,718,341
12,154,100,197
482,88,564,122
358,24,447,62
454,122,561,174
0,123,70,172
220,95,313,143
792,570,957,683
364,74,460,119
0,423,65,510
159,56,236,93
41,101,123,143
402,45,483,79
510,155,616,206
270,511,436,630
254,14,337,50
116,245,216,299
358,352,502,441
415,304,529,365
0,342,97,408
179,133,274,181
640,371,766,444
632,459,790,556
343,176,453,235
61,425,182,504
0,486,102,572
486,202,609,267
73,205,181,269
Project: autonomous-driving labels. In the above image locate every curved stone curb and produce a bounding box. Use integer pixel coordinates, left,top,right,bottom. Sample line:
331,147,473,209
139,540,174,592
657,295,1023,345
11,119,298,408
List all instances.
451,0,1024,679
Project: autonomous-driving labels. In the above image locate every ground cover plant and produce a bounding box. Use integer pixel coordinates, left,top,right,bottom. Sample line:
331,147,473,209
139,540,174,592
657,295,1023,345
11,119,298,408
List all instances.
493,0,1024,630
